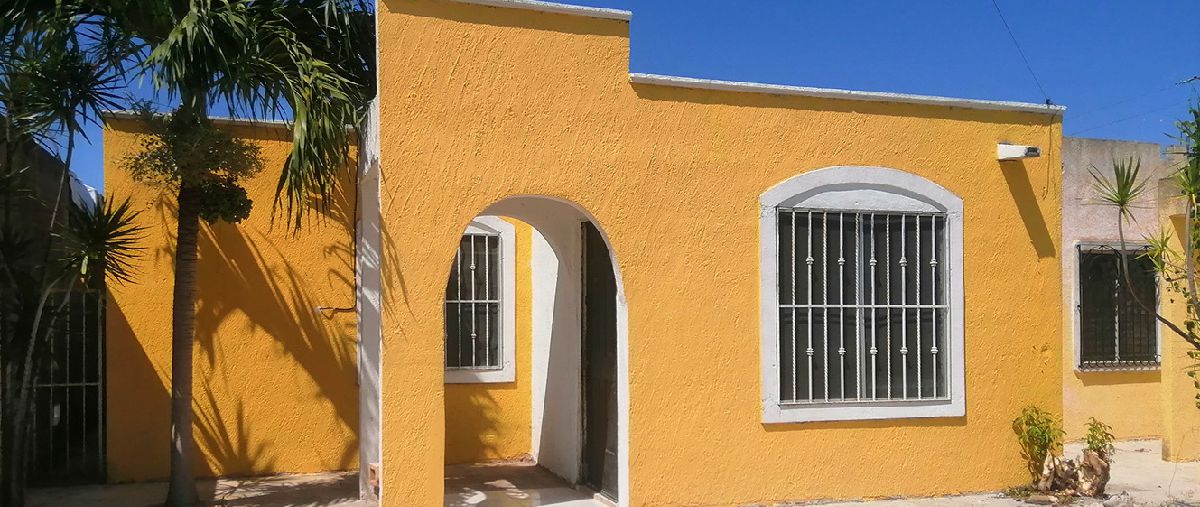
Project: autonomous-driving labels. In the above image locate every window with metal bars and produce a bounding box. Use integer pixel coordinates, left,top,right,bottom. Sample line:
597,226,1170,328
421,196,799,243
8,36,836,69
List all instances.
759,166,965,423
445,232,501,369
444,217,516,383
778,210,949,403
1077,247,1159,369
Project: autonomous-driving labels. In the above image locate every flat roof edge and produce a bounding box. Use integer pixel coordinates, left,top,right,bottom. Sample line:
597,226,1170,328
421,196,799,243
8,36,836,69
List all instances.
630,73,1066,116
450,0,632,21
103,110,293,129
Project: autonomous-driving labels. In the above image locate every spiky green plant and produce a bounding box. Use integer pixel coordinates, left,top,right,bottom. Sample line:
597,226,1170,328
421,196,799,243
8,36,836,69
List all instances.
1090,157,1147,218
60,195,147,286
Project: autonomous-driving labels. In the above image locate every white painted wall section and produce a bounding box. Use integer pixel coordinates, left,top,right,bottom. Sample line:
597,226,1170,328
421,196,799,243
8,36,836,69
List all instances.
356,97,383,500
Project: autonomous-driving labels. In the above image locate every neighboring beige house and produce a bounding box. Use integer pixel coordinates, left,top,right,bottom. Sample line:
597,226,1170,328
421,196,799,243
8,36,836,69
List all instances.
1061,137,1181,440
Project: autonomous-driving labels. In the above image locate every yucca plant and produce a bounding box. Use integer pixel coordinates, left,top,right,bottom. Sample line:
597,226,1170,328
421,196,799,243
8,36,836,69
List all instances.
1091,104,1200,411
1088,157,1192,339
0,8,145,506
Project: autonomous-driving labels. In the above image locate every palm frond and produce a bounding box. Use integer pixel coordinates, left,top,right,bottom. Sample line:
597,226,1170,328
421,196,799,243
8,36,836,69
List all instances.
1174,105,1200,202
1089,157,1147,219
143,0,372,229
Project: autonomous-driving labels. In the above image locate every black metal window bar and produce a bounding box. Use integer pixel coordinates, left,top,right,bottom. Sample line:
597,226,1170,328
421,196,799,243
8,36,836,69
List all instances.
777,209,950,403
444,232,502,369
29,289,106,486
1078,246,1159,369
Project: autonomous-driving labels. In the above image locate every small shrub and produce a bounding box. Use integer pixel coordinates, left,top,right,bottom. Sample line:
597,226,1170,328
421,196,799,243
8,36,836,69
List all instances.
1013,406,1065,481
1084,417,1115,461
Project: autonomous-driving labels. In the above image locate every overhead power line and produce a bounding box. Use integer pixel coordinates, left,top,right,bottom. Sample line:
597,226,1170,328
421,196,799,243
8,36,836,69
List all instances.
1068,100,1187,136
1070,85,1175,120
990,0,1050,104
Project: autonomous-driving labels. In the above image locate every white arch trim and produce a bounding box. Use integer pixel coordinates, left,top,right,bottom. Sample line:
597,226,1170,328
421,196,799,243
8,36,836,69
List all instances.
480,195,631,507
758,166,966,424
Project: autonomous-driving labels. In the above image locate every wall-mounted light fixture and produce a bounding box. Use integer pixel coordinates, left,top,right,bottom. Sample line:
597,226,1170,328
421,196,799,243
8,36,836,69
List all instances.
998,143,1041,161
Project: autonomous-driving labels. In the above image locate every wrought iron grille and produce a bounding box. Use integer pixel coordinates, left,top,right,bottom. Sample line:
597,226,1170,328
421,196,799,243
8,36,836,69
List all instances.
29,289,105,486
1078,247,1158,369
444,232,502,369
777,209,950,403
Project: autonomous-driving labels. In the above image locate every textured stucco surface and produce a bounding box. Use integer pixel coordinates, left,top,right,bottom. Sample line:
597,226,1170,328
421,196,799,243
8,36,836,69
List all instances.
1157,185,1200,462
1060,137,1176,440
444,219,534,464
103,118,360,481
376,1,1064,505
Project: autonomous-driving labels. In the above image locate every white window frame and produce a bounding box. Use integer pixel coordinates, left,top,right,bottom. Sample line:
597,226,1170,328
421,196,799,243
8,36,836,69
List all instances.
1071,241,1161,372
445,216,517,384
759,166,965,423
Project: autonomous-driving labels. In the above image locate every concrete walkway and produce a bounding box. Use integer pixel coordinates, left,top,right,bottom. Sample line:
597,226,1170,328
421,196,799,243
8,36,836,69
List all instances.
26,440,1200,506
444,462,608,506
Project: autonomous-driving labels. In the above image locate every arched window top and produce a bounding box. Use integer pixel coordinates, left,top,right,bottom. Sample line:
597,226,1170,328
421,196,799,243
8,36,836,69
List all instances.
760,166,963,215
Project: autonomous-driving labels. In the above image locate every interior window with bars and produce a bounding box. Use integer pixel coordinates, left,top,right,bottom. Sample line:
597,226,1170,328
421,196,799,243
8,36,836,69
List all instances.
445,232,502,370
777,209,949,403
1078,248,1158,369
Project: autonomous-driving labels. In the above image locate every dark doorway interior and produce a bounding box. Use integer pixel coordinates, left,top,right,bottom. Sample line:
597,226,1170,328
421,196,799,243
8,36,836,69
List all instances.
581,221,618,501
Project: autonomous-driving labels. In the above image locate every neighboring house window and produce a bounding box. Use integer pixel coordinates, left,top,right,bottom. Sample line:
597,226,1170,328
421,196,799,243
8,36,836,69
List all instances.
1077,246,1159,369
760,166,964,423
445,216,516,383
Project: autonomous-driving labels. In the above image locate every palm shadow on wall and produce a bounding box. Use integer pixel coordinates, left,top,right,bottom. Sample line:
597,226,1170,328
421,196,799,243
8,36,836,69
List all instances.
138,163,360,477
444,386,507,465
106,295,280,487
193,178,360,474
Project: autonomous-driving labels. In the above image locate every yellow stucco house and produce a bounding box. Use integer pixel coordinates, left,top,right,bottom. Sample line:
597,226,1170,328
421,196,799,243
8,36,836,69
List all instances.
94,0,1200,506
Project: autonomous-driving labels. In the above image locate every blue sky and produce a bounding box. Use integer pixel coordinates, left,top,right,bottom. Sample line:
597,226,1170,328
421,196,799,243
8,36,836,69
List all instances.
73,0,1200,189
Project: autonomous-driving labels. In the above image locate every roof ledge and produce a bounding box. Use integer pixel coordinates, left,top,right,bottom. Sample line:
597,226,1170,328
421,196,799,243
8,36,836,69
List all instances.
450,0,631,21
102,110,294,129
630,73,1066,116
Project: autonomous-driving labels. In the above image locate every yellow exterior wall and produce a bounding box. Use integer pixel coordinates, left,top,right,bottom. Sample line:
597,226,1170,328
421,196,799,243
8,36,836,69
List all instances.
1160,197,1200,461
1063,369,1161,440
376,1,1064,505
103,118,359,481
444,219,533,464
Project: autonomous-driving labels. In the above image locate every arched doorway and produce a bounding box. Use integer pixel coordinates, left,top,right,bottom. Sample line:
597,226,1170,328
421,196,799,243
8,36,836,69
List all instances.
442,196,629,507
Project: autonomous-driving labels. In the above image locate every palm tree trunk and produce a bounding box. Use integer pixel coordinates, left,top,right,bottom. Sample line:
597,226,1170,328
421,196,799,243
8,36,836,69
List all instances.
165,183,201,507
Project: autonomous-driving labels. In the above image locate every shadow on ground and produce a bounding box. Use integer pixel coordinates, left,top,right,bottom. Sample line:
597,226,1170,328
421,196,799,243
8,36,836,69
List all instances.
27,471,373,507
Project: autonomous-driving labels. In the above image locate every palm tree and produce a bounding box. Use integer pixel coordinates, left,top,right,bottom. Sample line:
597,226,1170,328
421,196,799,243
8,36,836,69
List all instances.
2,1,374,504
138,5,372,503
